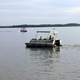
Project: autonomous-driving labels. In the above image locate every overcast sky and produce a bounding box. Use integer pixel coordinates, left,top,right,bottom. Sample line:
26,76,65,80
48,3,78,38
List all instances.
0,0,80,25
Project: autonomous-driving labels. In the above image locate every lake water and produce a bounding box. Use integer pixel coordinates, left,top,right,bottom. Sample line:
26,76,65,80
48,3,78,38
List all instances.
0,27,80,80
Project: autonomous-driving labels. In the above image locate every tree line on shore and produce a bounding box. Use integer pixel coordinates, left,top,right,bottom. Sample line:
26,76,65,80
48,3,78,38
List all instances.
0,23,80,28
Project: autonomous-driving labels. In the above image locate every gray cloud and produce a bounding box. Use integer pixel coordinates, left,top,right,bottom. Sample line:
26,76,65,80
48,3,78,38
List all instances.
0,0,80,25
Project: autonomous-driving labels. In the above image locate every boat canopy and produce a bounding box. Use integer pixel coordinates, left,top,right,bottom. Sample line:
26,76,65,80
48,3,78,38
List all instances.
37,31,50,33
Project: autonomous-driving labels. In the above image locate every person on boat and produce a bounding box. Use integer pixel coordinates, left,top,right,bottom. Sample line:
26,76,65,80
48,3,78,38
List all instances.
49,35,52,40
39,36,42,40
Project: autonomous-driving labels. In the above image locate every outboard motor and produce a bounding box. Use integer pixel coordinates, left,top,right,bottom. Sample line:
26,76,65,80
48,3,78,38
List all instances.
55,40,61,46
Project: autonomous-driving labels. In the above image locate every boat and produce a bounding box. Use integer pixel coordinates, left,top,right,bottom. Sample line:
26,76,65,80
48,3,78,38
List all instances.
20,28,27,32
25,30,61,48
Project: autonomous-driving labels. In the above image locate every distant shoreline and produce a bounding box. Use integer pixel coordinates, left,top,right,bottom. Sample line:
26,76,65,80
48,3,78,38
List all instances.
0,23,80,28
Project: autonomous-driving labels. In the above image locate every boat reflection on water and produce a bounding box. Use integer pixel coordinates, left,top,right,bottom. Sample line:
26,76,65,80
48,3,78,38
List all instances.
28,46,60,59
29,46,60,53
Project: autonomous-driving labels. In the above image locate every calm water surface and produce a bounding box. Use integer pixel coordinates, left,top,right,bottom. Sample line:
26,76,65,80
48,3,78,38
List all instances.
0,27,80,80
